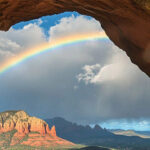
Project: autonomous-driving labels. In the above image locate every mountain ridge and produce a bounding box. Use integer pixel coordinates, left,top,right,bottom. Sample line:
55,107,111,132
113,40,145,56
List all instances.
45,117,113,142
45,117,150,149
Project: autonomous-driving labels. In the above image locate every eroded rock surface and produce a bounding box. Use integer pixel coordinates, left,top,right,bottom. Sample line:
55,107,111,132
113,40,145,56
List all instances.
0,0,150,76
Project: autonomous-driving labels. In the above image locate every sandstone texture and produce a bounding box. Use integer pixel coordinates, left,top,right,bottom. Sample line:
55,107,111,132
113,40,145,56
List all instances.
0,110,74,148
0,0,150,76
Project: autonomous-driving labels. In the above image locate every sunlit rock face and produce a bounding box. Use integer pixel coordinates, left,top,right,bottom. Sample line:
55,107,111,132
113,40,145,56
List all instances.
0,0,150,76
0,110,75,147
0,110,51,134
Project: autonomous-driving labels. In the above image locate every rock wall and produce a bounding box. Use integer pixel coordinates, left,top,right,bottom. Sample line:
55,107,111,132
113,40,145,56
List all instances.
0,0,150,76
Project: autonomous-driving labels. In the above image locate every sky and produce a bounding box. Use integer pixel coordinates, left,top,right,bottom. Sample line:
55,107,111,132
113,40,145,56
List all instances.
0,12,150,131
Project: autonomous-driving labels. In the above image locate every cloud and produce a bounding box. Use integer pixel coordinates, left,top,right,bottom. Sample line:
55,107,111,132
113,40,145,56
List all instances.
0,21,46,51
77,64,101,84
0,14,150,126
77,45,140,85
49,15,101,40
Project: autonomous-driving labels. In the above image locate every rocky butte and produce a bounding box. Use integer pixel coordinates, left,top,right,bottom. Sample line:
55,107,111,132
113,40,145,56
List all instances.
0,110,75,148
0,0,150,77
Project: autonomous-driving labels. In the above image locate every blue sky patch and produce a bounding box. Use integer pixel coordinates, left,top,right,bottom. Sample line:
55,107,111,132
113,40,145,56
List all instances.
12,11,92,37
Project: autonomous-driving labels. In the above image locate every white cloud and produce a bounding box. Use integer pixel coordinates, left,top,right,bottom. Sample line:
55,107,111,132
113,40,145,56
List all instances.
0,38,20,52
49,15,102,41
0,20,46,63
0,21,46,53
77,64,101,84
77,45,141,85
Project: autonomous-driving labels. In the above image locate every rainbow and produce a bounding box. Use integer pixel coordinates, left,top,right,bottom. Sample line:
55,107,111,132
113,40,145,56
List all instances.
0,32,108,74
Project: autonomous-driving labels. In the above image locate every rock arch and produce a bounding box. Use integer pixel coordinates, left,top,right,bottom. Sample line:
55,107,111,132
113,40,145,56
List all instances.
0,0,150,76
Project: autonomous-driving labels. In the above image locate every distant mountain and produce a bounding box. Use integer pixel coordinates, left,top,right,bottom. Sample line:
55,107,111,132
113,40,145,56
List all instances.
110,129,150,139
45,117,113,143
0,110,75,149
45,117,150,150
136,131,150,136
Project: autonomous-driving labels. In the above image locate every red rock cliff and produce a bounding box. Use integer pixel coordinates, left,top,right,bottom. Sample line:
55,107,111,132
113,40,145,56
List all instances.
0,0,150,77
0,110,75,148
0,110,53,135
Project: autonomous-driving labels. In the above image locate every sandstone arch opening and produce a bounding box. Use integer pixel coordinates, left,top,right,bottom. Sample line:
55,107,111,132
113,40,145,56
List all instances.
0,1,150,149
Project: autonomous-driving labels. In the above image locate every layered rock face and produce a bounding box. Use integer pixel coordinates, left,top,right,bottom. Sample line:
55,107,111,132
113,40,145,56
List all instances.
0,0,150,77
0,110,74,147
